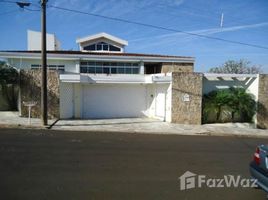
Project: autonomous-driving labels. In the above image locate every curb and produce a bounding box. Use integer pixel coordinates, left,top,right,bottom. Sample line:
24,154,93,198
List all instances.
0,123,268,138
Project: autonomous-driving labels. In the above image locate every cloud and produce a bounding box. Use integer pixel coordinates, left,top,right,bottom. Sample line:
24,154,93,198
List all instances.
130,22,268,49
164,0,184,6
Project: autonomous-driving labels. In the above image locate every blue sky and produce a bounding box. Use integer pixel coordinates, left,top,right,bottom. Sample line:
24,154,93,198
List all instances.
0,0,268,72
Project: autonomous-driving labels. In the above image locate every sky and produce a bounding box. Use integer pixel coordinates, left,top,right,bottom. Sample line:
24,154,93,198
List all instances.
0,0,268,72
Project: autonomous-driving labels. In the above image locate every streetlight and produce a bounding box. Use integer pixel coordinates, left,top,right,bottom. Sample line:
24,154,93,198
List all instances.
16,2,31,8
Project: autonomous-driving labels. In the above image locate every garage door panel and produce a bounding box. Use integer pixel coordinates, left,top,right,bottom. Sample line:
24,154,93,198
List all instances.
82,84,147,119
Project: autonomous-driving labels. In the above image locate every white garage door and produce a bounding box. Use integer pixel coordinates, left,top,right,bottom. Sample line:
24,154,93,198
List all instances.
82,84,147,119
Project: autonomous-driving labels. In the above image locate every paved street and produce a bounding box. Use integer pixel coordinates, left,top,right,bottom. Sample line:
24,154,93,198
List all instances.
0,128,267,200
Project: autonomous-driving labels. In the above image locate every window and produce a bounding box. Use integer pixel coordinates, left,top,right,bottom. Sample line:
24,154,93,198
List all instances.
83,42,122,52
125,68,132,74
133,67,139,74
111,67,117,74
31,64,65,71
109,45,120,51
79,61,140,74
80,66,87,73
88,67,95,73
83,44,95,51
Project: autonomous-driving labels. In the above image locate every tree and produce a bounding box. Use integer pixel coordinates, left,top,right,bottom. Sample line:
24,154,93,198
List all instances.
208,59,262,74
228,88,256,122
0,61,19,110
203,89,231,122
203,88,256,123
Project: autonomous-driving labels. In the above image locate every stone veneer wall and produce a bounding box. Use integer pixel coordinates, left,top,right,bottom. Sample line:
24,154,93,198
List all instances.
257,74,268,129
161,63,194,73
20,70,60,119
171,72,203,125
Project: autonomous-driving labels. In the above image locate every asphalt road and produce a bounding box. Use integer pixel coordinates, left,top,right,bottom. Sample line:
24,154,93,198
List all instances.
0,128,267,200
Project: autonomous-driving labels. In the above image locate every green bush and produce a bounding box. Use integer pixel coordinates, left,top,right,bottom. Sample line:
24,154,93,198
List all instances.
0,62,19,110
203,88,256,123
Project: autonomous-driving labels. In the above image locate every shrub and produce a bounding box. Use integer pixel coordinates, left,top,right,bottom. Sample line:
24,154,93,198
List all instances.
203,88,256,123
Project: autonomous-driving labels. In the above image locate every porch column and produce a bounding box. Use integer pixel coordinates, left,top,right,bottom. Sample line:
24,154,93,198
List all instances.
140,61,144,74
75,60,80,73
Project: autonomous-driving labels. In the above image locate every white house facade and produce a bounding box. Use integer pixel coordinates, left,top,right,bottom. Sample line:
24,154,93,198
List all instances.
0,32,194,122
1,31,268,128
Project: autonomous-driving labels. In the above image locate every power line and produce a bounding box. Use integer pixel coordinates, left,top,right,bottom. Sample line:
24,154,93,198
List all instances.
0,9,19,15
49,5,268,50
0,0,40,7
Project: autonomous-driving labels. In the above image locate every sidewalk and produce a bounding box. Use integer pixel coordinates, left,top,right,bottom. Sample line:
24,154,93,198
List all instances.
0,111,57,128
52,118,268,138
0,112,267,138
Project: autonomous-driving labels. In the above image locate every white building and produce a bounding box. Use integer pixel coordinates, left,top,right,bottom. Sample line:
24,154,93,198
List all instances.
27,30,61,51
0,32,195,122
1,32,264,127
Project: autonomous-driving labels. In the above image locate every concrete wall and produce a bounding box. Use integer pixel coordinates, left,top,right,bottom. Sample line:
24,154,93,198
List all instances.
161,62,194,73
20,70,60,119
171,72,203,125
257,74,268,129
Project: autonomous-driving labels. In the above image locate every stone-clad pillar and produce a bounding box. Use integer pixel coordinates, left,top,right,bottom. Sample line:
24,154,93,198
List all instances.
171,72,203,125
257,74,268,129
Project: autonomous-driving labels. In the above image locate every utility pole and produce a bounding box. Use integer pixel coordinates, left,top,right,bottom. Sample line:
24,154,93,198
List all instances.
41,0,48,126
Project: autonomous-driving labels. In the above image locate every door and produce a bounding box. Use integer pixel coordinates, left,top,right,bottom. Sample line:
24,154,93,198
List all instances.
82,84,147,119
155,84,167,119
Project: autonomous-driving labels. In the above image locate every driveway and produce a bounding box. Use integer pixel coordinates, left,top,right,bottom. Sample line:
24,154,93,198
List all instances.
0,128,266,200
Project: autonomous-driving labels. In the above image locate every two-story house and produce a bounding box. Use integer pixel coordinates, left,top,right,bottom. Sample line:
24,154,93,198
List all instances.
0,31,195,122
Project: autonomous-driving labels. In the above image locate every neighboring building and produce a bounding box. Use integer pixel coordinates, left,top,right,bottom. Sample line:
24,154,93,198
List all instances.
27,30,61,51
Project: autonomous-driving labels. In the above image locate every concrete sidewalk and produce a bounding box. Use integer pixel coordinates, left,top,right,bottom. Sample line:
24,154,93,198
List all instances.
52,118,268,138
0,112,267,138
0,111,57,128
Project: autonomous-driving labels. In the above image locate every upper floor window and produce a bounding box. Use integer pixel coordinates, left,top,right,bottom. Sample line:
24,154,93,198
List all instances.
31,64,65,71
80,61,139,74
83,42,121,52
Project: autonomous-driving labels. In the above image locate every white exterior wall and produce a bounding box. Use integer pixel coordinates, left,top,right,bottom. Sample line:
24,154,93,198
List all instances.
203,76,258,99
60,83,74,119
60,80,171,121
27,30,61,50
203,75,259,125
8,58,78,73
165,83,172,122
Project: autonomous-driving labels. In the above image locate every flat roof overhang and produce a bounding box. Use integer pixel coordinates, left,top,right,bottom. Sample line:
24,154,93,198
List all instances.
0,51,195,63
60,74,172,84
